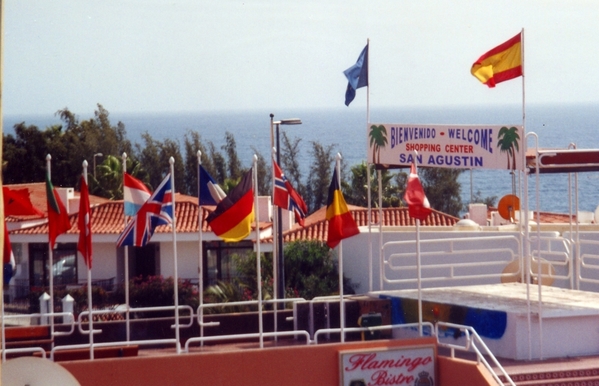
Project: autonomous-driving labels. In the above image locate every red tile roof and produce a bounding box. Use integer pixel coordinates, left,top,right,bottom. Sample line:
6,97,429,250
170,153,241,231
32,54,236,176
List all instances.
10,194,271,236
265,205,460,243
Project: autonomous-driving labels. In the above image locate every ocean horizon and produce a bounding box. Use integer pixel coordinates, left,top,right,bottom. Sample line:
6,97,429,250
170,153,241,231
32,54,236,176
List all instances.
4,102,599,216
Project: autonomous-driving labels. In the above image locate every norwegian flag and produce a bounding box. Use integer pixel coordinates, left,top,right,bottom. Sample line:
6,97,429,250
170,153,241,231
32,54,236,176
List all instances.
273,161,308,227
117,174,174,247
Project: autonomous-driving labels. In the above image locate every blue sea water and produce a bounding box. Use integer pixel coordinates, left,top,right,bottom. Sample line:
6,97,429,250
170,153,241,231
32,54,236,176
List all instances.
4,103,599,214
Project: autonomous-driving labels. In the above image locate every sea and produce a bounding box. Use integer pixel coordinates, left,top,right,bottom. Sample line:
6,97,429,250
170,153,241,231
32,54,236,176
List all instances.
4,103,599,216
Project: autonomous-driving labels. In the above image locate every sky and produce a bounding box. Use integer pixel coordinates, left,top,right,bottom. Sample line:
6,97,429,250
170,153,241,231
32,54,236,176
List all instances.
4,0,599,116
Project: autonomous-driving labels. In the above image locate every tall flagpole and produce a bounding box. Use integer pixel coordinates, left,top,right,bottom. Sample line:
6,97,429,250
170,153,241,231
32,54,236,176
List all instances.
197,151,205,345
253,156,264,348
46,154,55,343
365,38,374,292
414,152,423,337
82,160,94,360
122,152,131,342
518,28,533,360
336,153,346,343
0,0,6,364
169,157,181,354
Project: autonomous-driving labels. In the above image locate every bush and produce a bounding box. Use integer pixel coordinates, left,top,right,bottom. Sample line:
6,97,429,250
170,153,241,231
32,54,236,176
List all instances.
234,240,355,302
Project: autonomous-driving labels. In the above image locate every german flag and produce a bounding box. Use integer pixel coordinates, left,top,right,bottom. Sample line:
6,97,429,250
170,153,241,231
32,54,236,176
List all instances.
471,32,522,88
326,168,359,249
207,168,254,242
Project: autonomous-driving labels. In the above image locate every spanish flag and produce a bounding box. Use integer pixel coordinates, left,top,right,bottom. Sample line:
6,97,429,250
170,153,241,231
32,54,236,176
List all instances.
326,168,359,249
207,168,254,242
471,32,522,88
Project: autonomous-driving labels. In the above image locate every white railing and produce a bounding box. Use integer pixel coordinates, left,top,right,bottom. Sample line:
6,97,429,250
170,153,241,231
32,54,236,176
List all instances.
577,239,599,287
435,321,516,386
383,236,522,285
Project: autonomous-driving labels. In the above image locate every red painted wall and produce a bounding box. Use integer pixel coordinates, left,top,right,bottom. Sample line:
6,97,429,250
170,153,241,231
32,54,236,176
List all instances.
60,338,496,386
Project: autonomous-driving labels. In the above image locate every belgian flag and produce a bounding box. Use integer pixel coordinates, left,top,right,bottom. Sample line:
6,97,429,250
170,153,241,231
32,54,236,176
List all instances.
326,168,359,249
207,168,254,242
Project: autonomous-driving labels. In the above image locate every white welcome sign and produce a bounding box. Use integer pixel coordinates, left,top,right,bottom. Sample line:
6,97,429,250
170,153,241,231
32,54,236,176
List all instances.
367,123,524,171
339,346,436,386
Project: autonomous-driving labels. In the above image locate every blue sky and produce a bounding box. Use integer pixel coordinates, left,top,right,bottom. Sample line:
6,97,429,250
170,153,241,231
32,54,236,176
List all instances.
4,1,599,116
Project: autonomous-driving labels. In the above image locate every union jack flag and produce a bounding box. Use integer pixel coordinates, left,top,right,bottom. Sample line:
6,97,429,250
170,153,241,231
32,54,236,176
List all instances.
273,161,307,227
117,174,174,247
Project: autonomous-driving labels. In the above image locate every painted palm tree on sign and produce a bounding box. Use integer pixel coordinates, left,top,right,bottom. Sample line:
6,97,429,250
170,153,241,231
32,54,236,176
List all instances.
497,126,520,170
369,124,388,164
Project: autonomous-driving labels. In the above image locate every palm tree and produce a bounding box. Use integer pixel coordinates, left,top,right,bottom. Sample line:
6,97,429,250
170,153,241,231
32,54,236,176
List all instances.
368,125,388,164
497,126,520,170
94,155,149,199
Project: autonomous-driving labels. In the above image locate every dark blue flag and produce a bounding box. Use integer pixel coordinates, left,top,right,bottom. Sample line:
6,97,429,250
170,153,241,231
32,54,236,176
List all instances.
344,44,369,106
198,165,226,206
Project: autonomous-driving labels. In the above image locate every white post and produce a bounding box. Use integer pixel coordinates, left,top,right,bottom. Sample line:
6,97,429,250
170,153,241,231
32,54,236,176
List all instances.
254,156,264,348
271,148,278,338
197,151,204,345
39,292,50,325
46,154,55,342
170,157,181,354
336,153,345,343
122,152,131,342
82,160,94,359
62,294,74,324
414,155,423,337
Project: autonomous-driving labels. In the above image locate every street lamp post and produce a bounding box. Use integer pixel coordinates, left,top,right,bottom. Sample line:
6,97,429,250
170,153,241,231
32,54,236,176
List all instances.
270,114,302,306
93,153,103,179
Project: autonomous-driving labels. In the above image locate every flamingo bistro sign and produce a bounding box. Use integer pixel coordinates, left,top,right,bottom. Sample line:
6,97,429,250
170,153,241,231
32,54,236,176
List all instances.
339,346,436,386
367,123,524,171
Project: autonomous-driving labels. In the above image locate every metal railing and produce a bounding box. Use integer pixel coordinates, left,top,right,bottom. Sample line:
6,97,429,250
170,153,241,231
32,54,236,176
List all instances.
435,321,516,386
383,235,522,285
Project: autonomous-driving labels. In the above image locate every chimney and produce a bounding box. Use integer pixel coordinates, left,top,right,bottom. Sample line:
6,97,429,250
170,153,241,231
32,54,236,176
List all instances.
257,196,272,223
56,187,76,214
468,203,488,226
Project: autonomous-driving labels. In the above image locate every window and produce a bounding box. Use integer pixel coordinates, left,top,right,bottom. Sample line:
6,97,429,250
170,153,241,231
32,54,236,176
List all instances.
29,243,78,288
203,241,253,288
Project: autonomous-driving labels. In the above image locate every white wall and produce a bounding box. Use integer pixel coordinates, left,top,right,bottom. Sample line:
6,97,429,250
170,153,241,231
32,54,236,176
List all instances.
341,227,565,294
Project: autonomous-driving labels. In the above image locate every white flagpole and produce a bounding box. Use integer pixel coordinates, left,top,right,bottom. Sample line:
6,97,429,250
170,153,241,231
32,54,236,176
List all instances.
82,160,94,360
518,27,532,360
169,157,181,354
365,38,374,292
271,148,279,339
0,0,6,363
122,152,131,342
253,156,264,348
46,154,55,343
414,153,423,337
336,153,346,343
197,151,205,345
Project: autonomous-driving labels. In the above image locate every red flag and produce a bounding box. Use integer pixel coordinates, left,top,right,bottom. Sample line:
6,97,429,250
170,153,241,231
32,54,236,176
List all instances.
78,176,92,268
403,163,432,221
3,187,43,216
46,173,72,249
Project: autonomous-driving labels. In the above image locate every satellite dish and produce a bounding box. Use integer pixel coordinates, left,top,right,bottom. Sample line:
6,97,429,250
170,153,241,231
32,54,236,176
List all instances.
1,357,81,386
497,194,520,221
501,258,555,286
